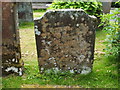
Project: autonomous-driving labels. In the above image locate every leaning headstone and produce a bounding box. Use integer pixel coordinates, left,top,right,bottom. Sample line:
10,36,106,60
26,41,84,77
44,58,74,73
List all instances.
34,9,97,74
2,2,24,76
18,2,33,23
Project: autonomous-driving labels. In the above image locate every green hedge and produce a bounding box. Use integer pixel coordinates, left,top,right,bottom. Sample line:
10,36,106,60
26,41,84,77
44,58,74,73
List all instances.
111,1,120,8
48,1,102,17
100,8,120,59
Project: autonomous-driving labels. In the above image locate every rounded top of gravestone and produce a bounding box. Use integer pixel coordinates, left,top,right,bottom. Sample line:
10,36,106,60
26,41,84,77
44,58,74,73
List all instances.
34,9,97,21
47,9,84,12
88,15,97,21
47,9,97,20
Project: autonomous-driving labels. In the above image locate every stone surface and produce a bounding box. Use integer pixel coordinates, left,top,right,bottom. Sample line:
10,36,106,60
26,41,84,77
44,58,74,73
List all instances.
18,2,33,23
102,2,112,14
2,2,24,76
34,9,97,74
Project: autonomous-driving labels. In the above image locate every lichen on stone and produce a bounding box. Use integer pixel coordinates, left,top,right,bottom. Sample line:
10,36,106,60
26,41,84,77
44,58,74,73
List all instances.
35,9,96,74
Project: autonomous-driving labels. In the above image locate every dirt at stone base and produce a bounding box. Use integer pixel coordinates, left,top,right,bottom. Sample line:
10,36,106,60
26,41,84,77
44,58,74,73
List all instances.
21,84,80,88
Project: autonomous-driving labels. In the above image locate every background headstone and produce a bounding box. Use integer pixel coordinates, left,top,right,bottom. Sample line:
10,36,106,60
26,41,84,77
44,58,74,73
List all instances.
18,2,33,23
34,9,97,74
102,2,112,14
2,2,24,76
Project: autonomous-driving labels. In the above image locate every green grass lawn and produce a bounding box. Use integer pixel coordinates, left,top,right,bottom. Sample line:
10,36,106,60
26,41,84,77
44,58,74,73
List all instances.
2,10,118,88
33,9,46,18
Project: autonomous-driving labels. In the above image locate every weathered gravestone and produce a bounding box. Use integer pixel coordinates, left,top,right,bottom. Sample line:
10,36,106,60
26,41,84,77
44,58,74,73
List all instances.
2,2,24,76
34,9,97,74
18,2,33,23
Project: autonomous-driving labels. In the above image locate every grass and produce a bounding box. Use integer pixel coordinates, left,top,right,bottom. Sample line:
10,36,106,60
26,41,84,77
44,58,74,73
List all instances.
95,29,106,51
0,77,2,89
19,22,34,29
33,9,46,18
2,10,118,88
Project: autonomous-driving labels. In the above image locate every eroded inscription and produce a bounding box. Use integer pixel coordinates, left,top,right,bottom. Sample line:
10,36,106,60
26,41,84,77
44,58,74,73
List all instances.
34,9,96,74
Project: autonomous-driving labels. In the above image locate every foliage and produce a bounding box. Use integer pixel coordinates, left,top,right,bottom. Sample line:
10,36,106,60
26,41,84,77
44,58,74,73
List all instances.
48,0,102,17
100,8,120,60
33,9,46,13
111,1,120,8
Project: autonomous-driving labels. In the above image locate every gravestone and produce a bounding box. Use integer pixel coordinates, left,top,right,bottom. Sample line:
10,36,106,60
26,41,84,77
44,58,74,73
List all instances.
34,9,97,74
2,2,24,76
18,2,33,23
102,2,112,14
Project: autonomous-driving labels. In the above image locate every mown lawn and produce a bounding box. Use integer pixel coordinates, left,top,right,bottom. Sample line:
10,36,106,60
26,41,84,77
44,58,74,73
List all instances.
33,9,46,19
2,10,118,88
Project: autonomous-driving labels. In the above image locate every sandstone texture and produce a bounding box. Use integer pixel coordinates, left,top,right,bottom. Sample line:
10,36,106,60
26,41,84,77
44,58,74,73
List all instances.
34,9,97,74
2,2,24,76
